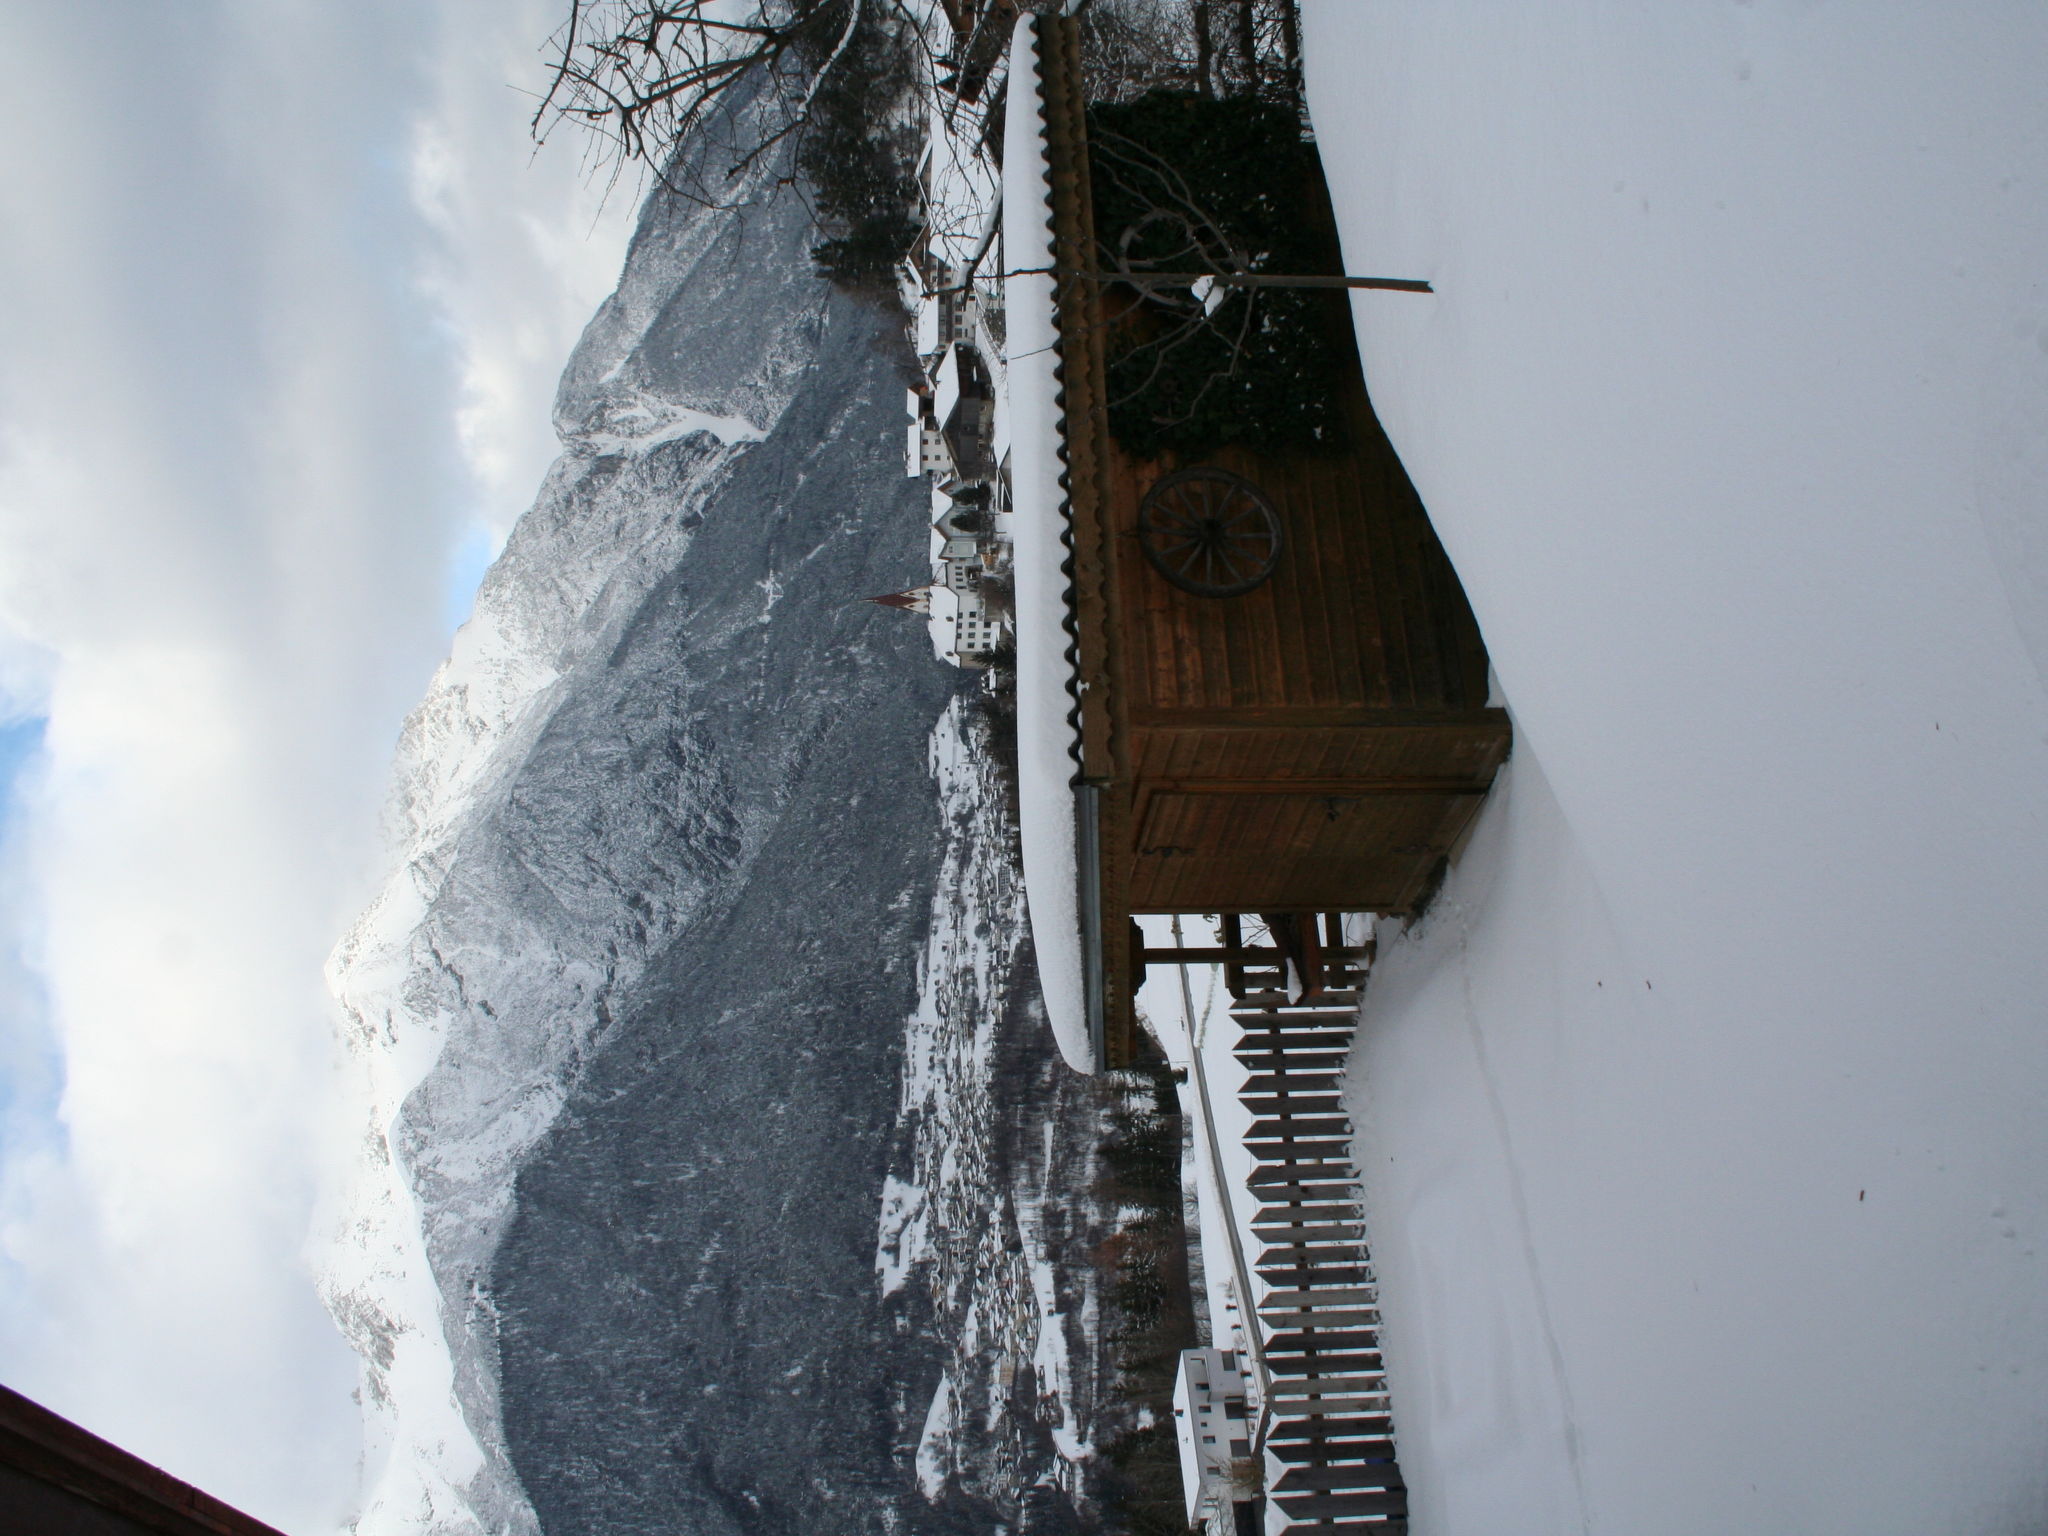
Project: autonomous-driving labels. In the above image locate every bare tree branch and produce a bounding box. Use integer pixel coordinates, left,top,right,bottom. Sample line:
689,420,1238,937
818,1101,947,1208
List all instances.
532,2,839,206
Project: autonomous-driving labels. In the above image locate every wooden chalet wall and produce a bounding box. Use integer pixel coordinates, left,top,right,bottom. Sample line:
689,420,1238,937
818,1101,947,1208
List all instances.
1036,18,1509,1067
1118,397,1508,915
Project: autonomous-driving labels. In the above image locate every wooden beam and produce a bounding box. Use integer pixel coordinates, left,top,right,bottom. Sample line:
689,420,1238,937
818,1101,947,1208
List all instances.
1138,946,1369,963
1127,706,1511,729
1141,778,1492,797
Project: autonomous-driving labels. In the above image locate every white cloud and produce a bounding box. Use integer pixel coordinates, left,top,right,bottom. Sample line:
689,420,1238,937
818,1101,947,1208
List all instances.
409,0,645,552
0,2,633,1530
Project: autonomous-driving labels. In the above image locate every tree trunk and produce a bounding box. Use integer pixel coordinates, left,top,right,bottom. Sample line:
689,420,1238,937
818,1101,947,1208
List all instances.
1278,0,1302,104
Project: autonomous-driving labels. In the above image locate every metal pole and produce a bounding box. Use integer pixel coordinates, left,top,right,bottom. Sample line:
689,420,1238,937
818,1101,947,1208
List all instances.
1107,270,1433,293
998,265,1434,294
1173,916,1276,1450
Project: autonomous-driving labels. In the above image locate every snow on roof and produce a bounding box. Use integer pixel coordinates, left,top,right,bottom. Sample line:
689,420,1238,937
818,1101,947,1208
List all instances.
934,343,964,430
924,580,961,663
921,79,1003,276
1002,15,1097,1073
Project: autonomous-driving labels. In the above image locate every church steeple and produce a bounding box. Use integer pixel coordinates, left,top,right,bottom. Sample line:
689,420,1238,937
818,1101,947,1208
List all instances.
865,587,932,614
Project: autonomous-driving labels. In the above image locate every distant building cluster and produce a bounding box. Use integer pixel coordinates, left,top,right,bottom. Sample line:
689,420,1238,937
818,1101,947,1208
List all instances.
870,106,1014,670
903,248,1011,669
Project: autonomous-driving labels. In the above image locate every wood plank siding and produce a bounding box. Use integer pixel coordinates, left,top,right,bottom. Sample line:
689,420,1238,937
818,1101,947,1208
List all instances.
1039,17,1508,1066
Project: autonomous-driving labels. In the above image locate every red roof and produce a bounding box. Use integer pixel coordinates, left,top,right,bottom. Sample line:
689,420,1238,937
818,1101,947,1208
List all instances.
866,590,928,611
0,1383,288,1536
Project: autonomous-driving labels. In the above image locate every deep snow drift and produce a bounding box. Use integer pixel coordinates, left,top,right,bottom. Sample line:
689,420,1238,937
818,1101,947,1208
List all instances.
1299,6,2048,1533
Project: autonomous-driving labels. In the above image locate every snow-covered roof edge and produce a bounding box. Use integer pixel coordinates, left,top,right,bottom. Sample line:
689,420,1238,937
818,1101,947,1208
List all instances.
1002,13,1098,1074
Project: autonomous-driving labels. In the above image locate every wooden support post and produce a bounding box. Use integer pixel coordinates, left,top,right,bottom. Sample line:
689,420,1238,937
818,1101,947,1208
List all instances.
1297,914,1324,1002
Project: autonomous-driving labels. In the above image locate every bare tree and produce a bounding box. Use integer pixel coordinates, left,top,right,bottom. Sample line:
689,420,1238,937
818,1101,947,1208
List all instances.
534,0,956,294
1066,2,1349,455
1069,0,1301,107
1083,116,1293,447
532,2,851,200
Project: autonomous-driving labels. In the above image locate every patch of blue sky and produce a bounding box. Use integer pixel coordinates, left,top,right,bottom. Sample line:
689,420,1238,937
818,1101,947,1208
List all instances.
0,720,51,942
0,715,45,844
0,937,58,1147
441,520,500,634
0,712,63,1292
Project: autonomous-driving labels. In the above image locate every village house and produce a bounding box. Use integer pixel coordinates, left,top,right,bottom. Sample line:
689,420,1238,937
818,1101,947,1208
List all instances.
894,243,1014,670
1173,1346,1256,1534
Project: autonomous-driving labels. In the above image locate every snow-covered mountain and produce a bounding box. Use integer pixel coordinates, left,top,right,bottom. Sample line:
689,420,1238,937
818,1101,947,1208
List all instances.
320,140,1120,1536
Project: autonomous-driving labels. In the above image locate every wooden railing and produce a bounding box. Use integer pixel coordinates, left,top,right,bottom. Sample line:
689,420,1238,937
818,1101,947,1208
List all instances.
1234,1003,1408,1532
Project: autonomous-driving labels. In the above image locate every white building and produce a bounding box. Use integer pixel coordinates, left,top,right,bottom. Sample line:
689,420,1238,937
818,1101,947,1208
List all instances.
938,492,1009,662
897,82,1013,673
905,394,948,479
1173,1346,1253,1530
900,373,1012,666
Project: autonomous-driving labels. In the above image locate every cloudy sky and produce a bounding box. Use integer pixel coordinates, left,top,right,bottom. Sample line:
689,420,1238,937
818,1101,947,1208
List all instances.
0,3,636,1528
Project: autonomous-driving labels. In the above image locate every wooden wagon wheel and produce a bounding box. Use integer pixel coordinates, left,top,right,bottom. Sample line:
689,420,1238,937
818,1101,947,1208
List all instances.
1136,467,1283,597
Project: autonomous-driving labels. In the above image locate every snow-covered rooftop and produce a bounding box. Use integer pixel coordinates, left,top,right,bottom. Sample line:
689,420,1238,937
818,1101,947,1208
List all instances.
933,342,966,430
1002,15,1095,1074
918,65,1002,280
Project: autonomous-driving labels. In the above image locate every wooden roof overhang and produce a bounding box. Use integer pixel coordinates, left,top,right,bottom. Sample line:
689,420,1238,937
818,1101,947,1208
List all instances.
1002,13,1103,1074
1034,16,1132,1065
0,1383,289,1536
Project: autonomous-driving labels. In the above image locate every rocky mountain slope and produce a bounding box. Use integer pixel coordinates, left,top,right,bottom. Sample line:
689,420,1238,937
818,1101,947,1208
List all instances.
321,141,1122,1536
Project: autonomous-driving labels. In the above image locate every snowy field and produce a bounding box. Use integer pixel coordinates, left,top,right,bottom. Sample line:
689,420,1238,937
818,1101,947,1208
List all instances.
1289,7,2048,1534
